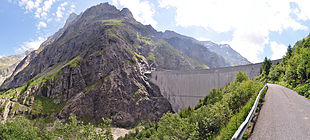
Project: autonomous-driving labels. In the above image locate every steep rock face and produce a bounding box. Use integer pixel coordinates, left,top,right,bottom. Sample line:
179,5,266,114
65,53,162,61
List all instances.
1,51,39,89
0,53,26,86
1,3,175,127
164,37,229,68
0,63,19,86
2,3,198,89
201,41,251,65
162,30,251,66
40,13,78,49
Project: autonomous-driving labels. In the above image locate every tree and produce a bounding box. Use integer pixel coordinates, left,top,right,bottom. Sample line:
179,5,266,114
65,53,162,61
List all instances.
260,57,272,75
0,117,44,140
156,113,197,140
234,71,249,83
286,44,292,58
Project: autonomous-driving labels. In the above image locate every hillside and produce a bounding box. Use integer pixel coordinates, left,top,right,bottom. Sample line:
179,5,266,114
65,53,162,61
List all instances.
257,34,310,99
162,30,251,67
1,3,177,127
0,53,26,86
201,41,251,66
0,2,251,129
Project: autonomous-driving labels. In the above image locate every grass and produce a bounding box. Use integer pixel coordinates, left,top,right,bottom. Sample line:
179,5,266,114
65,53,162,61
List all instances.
100,19,125,26
67,56,79,68
0,99,9,112
147,53,155,62
20,56,80,95
0,89,17,98
10,102,20,114
195,63,209,69
31,96,66,115
126,48,145,61
138,36,153,46
108,32,121,40
134,52,145,60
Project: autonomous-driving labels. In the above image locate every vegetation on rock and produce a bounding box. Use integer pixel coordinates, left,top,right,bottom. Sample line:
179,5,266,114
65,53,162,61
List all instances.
0,115,113,140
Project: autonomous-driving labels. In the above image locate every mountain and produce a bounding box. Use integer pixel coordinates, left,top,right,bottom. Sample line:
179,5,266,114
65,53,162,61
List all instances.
0,3,187,127
162,31,230,68
0,53,27,86
201,41,251,66
39,13,78,48
0,3,249,127
162,30,251,66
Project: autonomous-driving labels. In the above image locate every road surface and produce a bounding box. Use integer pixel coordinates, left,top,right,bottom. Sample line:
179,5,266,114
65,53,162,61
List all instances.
250,84,310,140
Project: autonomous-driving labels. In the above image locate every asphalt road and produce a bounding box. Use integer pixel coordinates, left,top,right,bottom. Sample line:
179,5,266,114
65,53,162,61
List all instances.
250,84,310,140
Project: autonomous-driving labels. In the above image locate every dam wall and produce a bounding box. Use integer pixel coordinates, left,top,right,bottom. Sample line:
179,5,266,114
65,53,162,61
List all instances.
150,60,281,112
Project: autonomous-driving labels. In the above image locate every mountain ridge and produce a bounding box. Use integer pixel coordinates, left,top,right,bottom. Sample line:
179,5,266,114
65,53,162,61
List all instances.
0,2,250,127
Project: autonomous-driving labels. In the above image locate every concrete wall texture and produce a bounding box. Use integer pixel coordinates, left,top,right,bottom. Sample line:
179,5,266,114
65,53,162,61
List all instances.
150,60,281,112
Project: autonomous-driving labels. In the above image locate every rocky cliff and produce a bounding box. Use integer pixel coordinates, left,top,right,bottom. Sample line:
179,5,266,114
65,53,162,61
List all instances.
0,3,250,127
0,3,176,127
162,30,251,66
0,53,26,86
201,41,251,66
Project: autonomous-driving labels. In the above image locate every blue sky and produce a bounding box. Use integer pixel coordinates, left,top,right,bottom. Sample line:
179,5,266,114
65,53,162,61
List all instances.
1,0,310,63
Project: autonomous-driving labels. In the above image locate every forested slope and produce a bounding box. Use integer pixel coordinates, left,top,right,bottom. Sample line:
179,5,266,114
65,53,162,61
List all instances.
257,34,310,99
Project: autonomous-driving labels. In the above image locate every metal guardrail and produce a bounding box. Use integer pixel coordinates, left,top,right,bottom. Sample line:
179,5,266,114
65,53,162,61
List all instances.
231,84,267,140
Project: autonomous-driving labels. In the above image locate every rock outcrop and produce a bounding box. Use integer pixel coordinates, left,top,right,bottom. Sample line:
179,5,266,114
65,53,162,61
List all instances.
0,53,26,86
0,3,174,127
0,3,251,127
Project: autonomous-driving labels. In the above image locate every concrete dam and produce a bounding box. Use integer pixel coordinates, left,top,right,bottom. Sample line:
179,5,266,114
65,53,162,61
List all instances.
150,60,281,112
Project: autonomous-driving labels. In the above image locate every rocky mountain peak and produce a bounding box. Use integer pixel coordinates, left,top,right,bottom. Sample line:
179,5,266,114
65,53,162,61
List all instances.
63,13,78,29
120,8,134,20
81,2,120,20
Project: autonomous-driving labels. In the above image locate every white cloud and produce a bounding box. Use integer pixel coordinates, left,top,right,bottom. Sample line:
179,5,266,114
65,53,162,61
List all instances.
18,0,57,19
37,21,47,30
292,0,310,21
17,0,75,21
159,0,309,62
196,37,211,42
69,4,76,14
56,2,68,21
19,0,42,11
113,0,157,27
16,37,46,53
270,41,287,60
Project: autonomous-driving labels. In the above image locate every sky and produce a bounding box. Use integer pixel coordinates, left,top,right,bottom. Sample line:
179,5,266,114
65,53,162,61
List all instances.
1,0,310,63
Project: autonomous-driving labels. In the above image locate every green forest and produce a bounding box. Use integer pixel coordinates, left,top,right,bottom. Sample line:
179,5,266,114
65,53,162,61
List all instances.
0,115,113,140
257,34,310,99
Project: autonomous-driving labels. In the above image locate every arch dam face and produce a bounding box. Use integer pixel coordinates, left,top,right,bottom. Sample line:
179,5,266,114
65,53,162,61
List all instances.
150,60,281,112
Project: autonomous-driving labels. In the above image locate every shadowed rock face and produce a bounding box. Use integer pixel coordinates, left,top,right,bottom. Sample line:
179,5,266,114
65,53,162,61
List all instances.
0,53,27,86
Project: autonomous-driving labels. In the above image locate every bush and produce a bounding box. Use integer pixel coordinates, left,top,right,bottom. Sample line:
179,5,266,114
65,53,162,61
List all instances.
0,117,48,140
